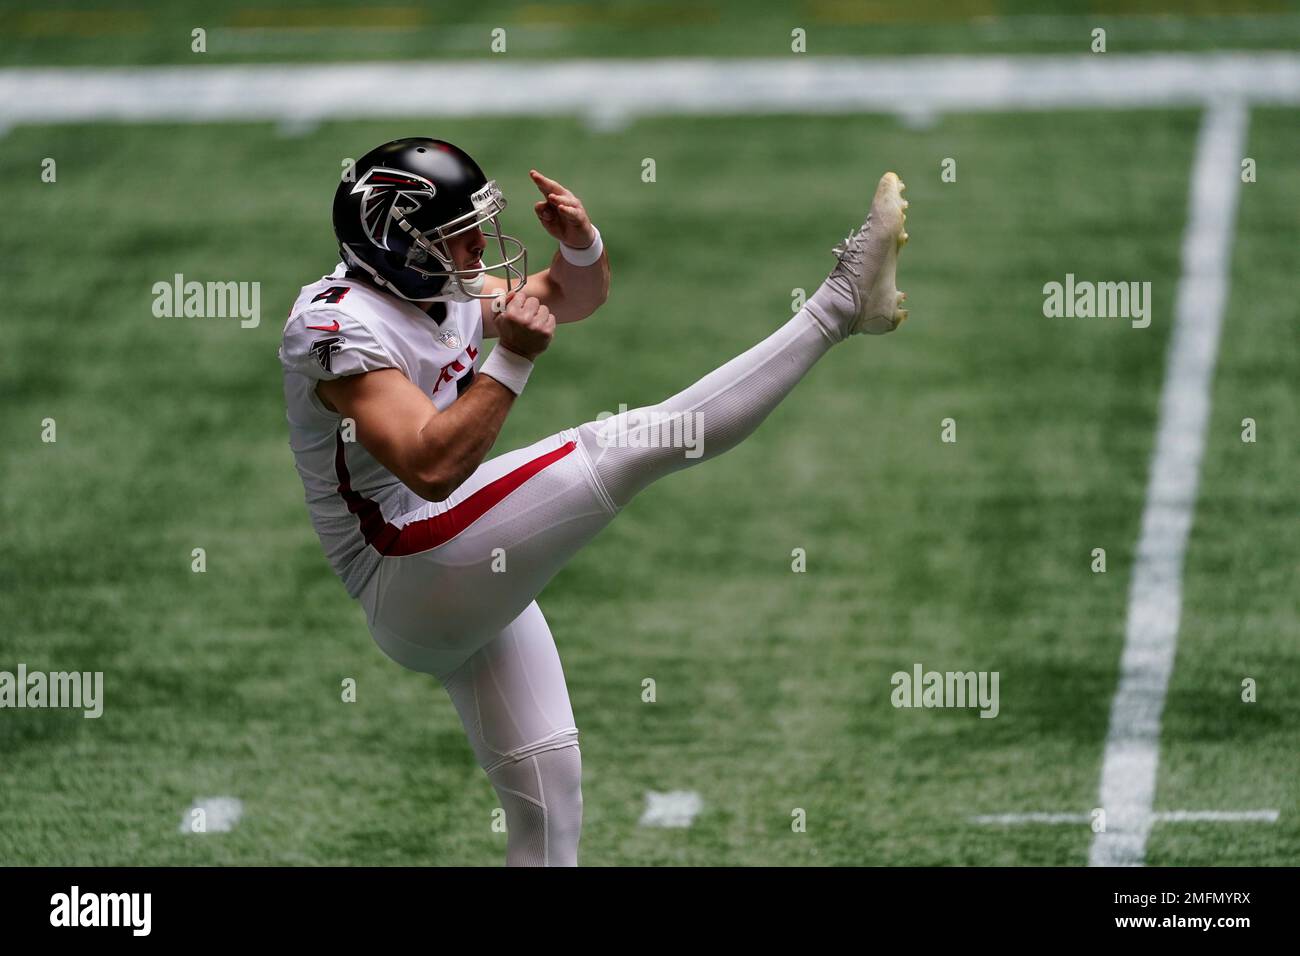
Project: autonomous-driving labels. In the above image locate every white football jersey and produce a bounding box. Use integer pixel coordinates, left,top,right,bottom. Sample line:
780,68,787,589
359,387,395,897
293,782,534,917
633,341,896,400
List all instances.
279,263,483,597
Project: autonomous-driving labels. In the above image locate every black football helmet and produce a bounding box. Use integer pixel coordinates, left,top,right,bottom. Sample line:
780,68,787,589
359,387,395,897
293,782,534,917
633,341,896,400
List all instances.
333,138,527,303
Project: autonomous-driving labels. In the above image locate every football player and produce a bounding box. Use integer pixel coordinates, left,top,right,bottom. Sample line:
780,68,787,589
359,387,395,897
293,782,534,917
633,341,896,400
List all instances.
279,137,910,865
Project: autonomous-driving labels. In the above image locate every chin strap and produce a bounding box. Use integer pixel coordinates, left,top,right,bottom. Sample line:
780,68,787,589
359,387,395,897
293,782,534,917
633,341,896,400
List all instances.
340,242,520,305
340,244,463,303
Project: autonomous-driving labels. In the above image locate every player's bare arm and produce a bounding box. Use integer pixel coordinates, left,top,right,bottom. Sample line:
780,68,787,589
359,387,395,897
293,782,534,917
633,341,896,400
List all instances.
316,291,555,502
481,169,610,334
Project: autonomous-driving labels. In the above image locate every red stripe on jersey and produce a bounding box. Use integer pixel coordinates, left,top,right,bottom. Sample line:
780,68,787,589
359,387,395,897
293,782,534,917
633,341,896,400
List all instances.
334,433,576,557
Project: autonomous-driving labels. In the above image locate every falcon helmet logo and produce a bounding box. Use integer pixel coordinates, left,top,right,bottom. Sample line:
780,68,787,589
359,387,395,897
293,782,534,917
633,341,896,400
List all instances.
351,167,437,251
309,336,344,373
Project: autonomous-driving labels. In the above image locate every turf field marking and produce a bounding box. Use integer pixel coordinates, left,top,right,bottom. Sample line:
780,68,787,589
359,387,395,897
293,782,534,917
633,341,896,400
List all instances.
1,54,1299,129
639,790,702,828
177,795,245,834
972,812,1092,825
1088,99,1250,868
973,810,1278,826
1157,810,1279,824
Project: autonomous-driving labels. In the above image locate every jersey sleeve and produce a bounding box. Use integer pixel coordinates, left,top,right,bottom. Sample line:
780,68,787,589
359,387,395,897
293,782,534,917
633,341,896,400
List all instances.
278,308,397,381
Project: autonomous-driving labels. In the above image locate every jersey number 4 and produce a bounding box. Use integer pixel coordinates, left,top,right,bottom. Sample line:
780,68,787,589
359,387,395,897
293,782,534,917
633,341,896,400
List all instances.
311,286,351,305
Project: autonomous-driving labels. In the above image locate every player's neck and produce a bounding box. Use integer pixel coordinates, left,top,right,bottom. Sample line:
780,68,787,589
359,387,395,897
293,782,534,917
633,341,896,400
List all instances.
345,267,448,323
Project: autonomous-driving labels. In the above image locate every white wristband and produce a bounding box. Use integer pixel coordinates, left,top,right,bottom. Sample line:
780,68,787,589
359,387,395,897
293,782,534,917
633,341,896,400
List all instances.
559,226,603,267
480,346,534,396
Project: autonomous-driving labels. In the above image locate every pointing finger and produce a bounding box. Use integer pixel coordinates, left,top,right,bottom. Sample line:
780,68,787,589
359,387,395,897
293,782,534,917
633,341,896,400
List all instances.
530,169,564,191
531,169,566,199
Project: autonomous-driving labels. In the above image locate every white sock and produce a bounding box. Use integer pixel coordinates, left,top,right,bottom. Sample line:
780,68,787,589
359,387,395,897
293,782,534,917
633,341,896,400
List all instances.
804,270,859,344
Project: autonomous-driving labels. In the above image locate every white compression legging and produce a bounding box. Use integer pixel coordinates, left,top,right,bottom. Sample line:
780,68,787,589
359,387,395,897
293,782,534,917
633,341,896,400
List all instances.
438,601,585,867
357,307,838,865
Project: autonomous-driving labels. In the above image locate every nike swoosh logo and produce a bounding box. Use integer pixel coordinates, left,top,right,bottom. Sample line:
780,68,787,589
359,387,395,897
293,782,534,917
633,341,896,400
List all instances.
306,319,341,332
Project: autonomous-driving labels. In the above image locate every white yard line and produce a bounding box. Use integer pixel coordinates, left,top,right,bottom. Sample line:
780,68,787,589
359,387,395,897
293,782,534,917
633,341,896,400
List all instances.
974,810,1277,826
973,813,1093,825
1157,809,1279,824
0,53,1298,127
1087,99,1249,868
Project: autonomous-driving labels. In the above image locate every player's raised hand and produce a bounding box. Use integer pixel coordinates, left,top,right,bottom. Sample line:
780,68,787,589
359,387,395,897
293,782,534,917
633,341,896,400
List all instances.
494,292,555,361
530,169,597,249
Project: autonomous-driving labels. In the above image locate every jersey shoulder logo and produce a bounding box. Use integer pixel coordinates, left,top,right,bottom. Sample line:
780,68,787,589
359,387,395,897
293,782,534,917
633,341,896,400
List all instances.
309,336,344,373
350,167,436,251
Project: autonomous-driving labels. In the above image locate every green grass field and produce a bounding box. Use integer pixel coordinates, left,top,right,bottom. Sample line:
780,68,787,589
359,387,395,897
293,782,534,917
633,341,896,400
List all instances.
3,0,1300,65
1,94,1295,865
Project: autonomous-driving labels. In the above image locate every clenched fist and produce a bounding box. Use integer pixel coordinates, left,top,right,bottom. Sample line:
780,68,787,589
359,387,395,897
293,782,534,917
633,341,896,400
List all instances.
493,293,554,361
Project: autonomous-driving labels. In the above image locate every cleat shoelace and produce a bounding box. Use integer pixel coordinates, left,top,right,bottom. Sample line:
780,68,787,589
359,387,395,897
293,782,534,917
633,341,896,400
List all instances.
830,218,871,278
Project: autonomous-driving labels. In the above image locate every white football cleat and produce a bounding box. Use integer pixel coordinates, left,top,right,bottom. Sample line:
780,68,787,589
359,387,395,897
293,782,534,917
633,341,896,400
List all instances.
828,171,910,335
